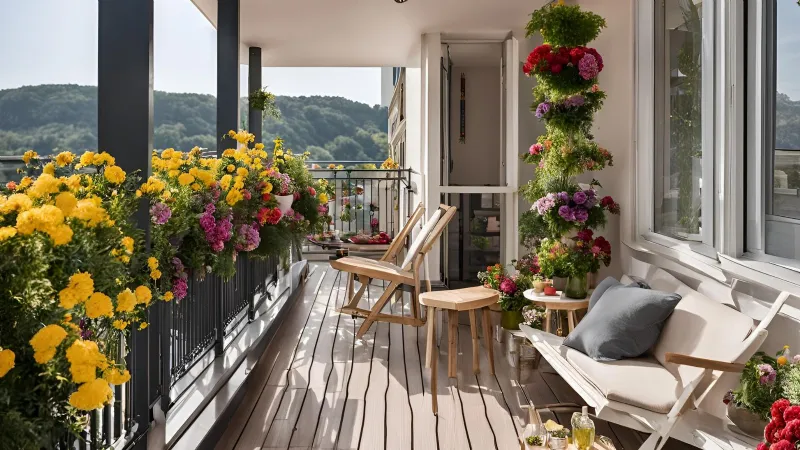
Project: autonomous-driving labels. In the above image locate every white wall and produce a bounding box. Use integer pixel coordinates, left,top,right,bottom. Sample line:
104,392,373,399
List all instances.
448,66,502,186
380,67,394,108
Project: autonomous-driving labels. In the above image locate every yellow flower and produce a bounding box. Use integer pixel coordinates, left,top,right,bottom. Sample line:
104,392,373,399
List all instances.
69,379,113,411
59,272,95,309
0,193,33,214
262,181,273,194
150,269,162,280
168,169,180,178
55,192,78,215
164,291,174,302
66,340,107,377
318,193,328,204
92,152,115,166
64,174,82,190
220,174,232,191
22,150,38,164
48,224,73,246
236,167,249,177
779,356,788,366
104,165,126,184
225,189,243,206
27,173,61,198
161,148,175,159
226,164,235,173
55,151,75,166
116,289,137,313
29,324,68,364
104,367,131,385
18,176,33,189
85,292,114,319
0,349,15,378
42,162,55,175
122,236,135,254
178,172,195,186
0,227,17,242
139,323,148,330
79,151,96,166
190,182,201,191
71,198,108,227
16,205,64,235
135,286,152,305
147,257,159,271
135,190,142,197
113,319,129,330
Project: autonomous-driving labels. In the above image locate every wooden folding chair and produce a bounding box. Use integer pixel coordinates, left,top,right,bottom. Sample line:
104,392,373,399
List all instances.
331,204,457,339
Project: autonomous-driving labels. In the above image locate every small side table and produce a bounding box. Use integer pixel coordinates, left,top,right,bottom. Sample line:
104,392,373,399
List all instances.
523,289,590,336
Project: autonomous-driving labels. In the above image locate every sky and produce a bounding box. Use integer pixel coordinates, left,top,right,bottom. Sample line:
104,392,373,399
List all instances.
0,0,383,106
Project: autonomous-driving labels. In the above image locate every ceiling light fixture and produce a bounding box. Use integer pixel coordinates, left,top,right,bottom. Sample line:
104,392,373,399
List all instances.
394,0,408,3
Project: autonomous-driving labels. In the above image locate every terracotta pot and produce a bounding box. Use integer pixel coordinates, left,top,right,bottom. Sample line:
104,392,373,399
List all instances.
276,194,294,214
726,403,768,438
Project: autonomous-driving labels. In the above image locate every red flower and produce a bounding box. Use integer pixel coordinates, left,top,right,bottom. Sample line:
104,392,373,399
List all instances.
770,440,794,450
242,190,252,200
523,61,533,75
5,181,16,190
585,47,604,71
774,400,792,421
594,236,611,255
551,64,563,74
782,419,800,441
308,187,316,196
257,207,283,225
262,193,271,202
576,229,594,242
766,420,785,444
758,443,770,450
569,47,586,65
785,407,800,423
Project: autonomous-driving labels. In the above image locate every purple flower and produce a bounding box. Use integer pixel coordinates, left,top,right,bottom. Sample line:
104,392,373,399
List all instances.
235,223,261,252
533,193,556,215
573,208,589,222
499,278,517,296
558,205,575,221
535,102,551,119
573,191,588,205
758,363,777,385
578,54,600,80
564,95,586,108
173,278,188,301
557,192,570,203
150,202,172,225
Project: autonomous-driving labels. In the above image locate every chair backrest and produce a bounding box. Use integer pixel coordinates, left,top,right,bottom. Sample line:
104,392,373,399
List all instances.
400,208,443,270
381,202,425,262
402,204,458,271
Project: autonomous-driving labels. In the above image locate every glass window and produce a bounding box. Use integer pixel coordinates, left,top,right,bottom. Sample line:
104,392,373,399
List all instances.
653,0,714,245
765,0,800,260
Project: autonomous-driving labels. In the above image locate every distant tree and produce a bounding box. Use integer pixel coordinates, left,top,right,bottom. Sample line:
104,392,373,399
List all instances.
325,135,365,161
305,145,334,161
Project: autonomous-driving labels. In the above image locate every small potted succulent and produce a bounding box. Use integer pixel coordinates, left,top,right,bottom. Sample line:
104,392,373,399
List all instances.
548,428,570,450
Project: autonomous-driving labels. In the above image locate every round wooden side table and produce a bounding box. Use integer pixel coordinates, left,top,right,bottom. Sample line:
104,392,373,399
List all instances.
523,289,591,336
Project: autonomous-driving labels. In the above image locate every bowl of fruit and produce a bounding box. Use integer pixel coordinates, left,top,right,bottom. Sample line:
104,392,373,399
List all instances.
346,231,392,245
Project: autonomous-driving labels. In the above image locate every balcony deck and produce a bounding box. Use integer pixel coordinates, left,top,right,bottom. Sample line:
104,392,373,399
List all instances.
216,263,694,450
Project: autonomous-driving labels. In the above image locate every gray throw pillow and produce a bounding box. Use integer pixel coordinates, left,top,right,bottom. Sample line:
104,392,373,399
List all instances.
564,283,682,361
588,276,619,311
627,275,651,289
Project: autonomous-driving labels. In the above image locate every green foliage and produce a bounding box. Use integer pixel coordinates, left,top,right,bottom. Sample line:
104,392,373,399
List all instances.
731,352,783,420
526,4,606,47
0,85,389,164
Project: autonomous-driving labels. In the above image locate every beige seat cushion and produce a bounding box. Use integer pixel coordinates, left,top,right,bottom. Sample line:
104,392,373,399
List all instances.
419,286,499,311
330,257,414,284
564,348,681,414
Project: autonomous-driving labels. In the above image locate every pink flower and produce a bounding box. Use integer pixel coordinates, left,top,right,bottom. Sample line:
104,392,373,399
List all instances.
786,407,800,423
242,189,252,200
578,53,600,80
308,187,316,196
774,400,792,421
591,84,600,93
529,143,543,155
499,278,517,296
770,440,794,450
172,278,188,301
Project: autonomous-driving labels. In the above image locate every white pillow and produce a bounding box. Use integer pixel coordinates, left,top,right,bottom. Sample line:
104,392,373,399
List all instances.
401,209,443,269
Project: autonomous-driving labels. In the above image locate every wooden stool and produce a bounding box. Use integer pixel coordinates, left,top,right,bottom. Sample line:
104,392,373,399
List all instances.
419,286,499,414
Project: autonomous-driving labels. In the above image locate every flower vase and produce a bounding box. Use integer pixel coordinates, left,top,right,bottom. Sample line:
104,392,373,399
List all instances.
501,310,524,330
552,276,567,291
276,194,294,214
565,273,588,299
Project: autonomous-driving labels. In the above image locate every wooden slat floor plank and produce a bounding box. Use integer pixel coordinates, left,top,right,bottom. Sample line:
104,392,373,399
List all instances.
221,267,698,450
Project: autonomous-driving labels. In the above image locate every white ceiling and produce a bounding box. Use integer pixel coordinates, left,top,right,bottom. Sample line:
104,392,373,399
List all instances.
190,0,546,67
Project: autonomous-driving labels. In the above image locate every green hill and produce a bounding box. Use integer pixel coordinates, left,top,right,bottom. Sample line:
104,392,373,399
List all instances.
0,84,389,162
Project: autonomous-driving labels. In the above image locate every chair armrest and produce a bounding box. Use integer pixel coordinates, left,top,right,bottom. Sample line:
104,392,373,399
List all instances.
664,352,745,373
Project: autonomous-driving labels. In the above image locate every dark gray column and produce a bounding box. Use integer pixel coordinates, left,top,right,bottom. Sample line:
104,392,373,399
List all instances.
248,47,262,146
98,0,154,446
217,0,240,155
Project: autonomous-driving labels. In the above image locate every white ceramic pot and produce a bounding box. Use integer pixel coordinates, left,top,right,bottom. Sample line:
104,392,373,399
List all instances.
276,194,294,214
726,402,768,438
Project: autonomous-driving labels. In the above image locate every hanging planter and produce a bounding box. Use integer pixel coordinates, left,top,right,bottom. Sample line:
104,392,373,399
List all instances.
248,87,281,119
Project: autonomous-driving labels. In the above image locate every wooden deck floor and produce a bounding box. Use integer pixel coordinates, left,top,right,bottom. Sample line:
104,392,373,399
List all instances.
216,264,694,450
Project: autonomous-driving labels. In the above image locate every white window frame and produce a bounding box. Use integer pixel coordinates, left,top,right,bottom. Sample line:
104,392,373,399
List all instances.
634,0,800,289
636,0,719,260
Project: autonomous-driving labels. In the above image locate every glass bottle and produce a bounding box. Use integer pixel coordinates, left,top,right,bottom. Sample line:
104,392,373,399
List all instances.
571,406,595,450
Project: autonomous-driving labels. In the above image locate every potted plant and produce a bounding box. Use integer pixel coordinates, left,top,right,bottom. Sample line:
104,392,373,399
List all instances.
478,264,532,330
248,86,281,119
726,345,800,438
536,229,611,299
548,428,570,450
